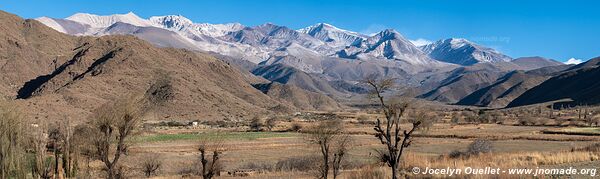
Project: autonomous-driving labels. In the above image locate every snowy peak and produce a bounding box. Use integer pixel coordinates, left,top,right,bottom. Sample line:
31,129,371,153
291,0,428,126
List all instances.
421,38,512,65
194,22,244,37
336,29,438,66
149,15,193,30
369,29,406,43
66,12,152,28
448,38,470,49
149,14,243,37
298,23,366,47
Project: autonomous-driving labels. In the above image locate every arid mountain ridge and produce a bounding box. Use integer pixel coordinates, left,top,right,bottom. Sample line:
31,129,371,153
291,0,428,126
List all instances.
1,10,598,124
0,10,343,122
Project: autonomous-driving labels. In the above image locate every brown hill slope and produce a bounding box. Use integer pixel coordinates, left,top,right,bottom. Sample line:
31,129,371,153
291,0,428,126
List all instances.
0,11,78,97
456,65,572,108
253,82,343,111
417,63,507,103
1,11,290,121
455,71,548,108
507,57,600,108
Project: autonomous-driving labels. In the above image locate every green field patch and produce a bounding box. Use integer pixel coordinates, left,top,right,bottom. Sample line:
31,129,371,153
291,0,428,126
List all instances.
542,127,600,136
563,127,600,133
135,132,299,143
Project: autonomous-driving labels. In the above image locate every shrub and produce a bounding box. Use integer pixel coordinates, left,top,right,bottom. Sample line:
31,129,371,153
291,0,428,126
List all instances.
356,115,371,124
347,166,387,179
467,139,493,155
290,123,303,132
450,113,460,124
239,162,273,172
517,117,532,126
577,143,600,153
448,150,465,159
141,156,162,177
274,156,319,172
265,117,278,131
249,117,264,132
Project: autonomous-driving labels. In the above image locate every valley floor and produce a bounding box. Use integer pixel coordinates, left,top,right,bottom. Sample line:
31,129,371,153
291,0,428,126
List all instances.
101,117,600,178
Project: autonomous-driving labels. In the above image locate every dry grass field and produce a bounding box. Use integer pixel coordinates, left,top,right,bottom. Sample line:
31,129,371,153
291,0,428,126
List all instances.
95,108,600,178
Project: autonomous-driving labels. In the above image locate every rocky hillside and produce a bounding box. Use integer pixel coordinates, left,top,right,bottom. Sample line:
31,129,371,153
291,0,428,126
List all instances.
253,82,342,111
508,57,600,107
0,10,295,121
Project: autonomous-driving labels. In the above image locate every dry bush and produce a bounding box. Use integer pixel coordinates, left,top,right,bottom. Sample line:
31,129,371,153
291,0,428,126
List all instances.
140,155,162,177
274,155,319,172
443,139,493,159
0,100,27,178
407,109,435,132
347,165,389,179
289,122,303,132
249,116,264,132
517,116,538,126
356,115,372,125
400,147,600,178
575,143,600,153
450,112,460,124
466,139,493,155
239,161,274,172
265,117,278,131
448,150,465,159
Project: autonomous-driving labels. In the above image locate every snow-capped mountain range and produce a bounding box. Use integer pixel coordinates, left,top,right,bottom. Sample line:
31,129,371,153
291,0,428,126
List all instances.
36,12,537,74
420,38,513,65
33,12,571,106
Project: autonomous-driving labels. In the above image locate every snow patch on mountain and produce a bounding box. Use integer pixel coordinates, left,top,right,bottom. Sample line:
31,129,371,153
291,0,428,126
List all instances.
66,12,152,28
298,23,367,48
564,58,583,65
35,17,67,33
421,38,512,65
409,38,432,46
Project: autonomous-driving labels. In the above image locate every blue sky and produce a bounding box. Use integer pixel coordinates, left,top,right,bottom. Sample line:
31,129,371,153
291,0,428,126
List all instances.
1,0,598,62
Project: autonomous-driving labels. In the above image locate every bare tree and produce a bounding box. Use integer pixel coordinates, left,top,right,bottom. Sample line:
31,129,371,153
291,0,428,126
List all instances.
87,75,169,179
141,155,162,177
89,96,144,179
89,91,164,179
306,120,352,179
331,134,351,179
58,117,77,178
0,100,27,179
197,138,225,179
73,124,96,178
363,75,422,179
31,122,53,179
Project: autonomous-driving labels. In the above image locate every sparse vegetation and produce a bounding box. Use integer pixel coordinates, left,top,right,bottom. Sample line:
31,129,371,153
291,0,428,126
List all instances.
250,116,264,132
290,122,303,132
274,155,319,172
265,117,278,131
140,155,162,177
0,100,27,179
466,138,493,155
